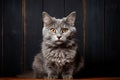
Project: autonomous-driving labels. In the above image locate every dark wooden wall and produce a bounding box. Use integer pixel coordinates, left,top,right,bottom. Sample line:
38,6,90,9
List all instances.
1,0,120,78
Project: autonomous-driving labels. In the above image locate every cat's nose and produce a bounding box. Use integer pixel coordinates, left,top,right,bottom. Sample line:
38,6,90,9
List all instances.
57,36,61,39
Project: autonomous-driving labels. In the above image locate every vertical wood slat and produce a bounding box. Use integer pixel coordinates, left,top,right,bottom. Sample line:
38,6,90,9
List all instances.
22,0,26,72
44,0,64,18
82,0,87,77
85,0,105,77
1,15,4,77
3,0,22,76
82,0,87,57
25,0,43,70
104,0,120,76
0,0,3,76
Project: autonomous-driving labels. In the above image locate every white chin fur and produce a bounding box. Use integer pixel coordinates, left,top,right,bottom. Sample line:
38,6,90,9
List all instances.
55,41,63,45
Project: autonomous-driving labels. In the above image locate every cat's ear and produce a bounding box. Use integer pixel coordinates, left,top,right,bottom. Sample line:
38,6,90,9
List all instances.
42,12,53,25
66,11,76,26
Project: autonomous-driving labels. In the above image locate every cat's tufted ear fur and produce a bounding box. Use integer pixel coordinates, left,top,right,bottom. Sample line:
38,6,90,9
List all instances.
66,11,76,26
42,12,53,25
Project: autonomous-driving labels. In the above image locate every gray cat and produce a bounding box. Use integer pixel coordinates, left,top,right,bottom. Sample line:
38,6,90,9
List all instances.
32,11,84,79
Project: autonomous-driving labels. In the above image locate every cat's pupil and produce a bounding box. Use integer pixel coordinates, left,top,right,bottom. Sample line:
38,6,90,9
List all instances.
61,28,68,33
50,28,56,33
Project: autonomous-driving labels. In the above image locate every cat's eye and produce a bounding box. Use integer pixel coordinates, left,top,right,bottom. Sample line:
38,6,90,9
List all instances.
61,28,68,33
50,28,56,33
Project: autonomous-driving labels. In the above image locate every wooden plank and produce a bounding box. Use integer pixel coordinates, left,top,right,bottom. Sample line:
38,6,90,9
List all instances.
104,0,120,77
43,0,64,18
85,0,104,77
25,0,43,71
0,0,3,77
21,0,26,73
65,0,84,78
3,0,22,76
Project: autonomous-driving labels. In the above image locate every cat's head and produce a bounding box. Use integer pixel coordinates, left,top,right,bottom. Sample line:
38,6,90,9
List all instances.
42,11,76,46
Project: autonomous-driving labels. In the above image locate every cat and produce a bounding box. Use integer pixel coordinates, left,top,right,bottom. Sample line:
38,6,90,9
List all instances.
32,11,84,79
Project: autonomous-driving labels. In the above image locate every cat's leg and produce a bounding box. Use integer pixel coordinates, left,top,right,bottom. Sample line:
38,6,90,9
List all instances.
33,71,41,78
62,64,74,79
33,70,46,78
47,71,58,79
46,66,58,79
32,53,46,78
45,63,58,79
75,56,84,73
62,70,73,79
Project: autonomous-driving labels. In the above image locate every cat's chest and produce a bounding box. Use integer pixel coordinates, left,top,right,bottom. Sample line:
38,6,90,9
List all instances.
43,48,76,66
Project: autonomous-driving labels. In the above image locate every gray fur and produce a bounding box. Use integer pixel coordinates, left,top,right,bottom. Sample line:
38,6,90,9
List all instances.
32,11,84,79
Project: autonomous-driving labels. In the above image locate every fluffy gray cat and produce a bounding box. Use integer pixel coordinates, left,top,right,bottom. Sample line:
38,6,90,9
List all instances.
32,11,84,79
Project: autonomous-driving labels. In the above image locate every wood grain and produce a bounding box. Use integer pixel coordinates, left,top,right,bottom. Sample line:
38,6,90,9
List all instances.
25,0,43,71
3,0,22,76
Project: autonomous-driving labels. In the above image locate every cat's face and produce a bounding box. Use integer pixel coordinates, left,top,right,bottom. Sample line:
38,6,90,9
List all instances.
42,12,76,46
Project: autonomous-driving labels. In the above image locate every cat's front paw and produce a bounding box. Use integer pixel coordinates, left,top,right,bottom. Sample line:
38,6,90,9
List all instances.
47,74,58,79
62,74,73,79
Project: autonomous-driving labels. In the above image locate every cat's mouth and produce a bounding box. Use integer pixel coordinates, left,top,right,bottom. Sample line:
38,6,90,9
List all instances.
55,40,64,42
55,40,64,45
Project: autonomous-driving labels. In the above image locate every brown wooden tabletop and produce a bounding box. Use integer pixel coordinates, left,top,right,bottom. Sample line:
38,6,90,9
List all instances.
0,78,120,80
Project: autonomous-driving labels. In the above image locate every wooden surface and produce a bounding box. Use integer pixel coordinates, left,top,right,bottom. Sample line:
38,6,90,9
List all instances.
0,78,120,80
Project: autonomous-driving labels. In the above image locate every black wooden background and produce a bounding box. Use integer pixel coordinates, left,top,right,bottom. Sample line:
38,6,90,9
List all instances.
0,0,120,78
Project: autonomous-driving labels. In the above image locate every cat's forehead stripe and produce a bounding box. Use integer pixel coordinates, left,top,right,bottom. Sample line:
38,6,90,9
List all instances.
55,19,64,24
50,19,66,28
